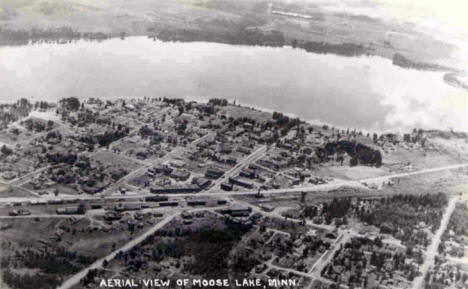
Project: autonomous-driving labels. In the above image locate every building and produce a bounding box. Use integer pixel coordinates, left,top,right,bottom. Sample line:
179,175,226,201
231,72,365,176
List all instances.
150,185,200,194
221,182,233,191
170,159,185,168
114,202,143,212
169,169,191,181
182,211,194,219
159,201,179,207
229,177,254,189
151,165,173,175
220,206,252,217
239,169,255,179
145,195,169,202
237,146,252,154
104,211,122,221
187,199,207,206
191,177,212,190
56,206,84,215
205,167,225,179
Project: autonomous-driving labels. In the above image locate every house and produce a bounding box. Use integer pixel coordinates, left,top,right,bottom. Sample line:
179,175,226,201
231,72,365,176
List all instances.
151,165,173,175
225,157,238,165
237,146,252,155
103,211,122,221
191,177,212,190
182,211,194,219
249,163,261,170
2,171,16,180
170,159,185,168
135,150,152,160
258,159,280,171
169,169,190,181
239,169,255,179
81,183,108,194
218,144,233,154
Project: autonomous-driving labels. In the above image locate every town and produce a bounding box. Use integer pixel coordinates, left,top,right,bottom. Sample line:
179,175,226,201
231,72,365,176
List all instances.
0,96,467,289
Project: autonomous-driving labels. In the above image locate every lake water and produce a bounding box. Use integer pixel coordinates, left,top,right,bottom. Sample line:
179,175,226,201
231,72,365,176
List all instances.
0,36,466,132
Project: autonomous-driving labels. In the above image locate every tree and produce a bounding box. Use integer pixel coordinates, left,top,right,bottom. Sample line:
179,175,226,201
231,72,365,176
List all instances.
300,191,306,204
1,145,13,155
60,97,80,111
373,133,378,143
291,39,298,48
77,203,87,214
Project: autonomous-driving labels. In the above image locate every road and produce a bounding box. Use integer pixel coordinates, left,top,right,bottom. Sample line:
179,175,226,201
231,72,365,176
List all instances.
55,203,234,289
8,166,51,186
238,199,334,232
411,197,458,289
100,131,214,196
56,211,179,289
206,145,267,193
1,162,467,205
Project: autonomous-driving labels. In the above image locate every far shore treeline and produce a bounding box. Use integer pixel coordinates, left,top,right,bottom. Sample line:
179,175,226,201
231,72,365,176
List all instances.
1,26,456,73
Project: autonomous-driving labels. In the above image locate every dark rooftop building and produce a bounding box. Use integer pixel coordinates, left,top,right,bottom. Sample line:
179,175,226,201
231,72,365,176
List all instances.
150,185,200,194
229,177,254,189
191,177,212,190
205,167,225,179
221,182,233,191
145,195,170,202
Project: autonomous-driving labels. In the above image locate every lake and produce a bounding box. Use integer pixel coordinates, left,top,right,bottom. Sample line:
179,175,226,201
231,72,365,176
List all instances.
0,36,466,132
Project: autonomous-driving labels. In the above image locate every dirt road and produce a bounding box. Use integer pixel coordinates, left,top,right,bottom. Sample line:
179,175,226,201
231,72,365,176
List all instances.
56,212,179,289
411,197,458,289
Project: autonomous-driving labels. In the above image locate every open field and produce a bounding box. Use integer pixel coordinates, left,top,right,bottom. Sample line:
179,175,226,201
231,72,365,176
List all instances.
0,213,166,289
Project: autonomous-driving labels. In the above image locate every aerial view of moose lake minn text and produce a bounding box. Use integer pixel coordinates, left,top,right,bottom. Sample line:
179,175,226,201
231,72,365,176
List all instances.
0,1,467,289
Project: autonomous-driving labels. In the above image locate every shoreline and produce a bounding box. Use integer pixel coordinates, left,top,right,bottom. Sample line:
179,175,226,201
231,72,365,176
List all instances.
0,37,464,135
444,73,468,91
0,96,456,139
